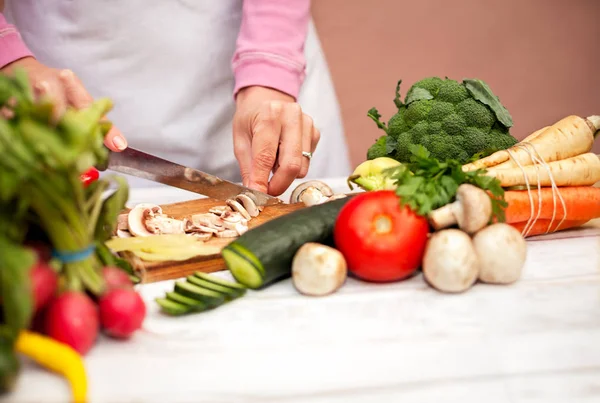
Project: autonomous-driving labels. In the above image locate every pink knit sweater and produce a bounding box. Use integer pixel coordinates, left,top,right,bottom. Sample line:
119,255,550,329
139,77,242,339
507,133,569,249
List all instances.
0,0,310,99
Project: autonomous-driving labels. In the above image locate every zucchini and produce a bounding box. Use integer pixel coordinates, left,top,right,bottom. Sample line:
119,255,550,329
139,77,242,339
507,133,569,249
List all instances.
155,298,190,316
222,196,353,289
174,281,225,307
166,292,208,312
193,272,247,292
186,275,245,299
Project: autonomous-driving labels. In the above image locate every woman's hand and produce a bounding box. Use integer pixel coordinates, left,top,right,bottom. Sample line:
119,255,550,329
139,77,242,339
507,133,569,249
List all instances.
1,57,127,151
233,86,321,196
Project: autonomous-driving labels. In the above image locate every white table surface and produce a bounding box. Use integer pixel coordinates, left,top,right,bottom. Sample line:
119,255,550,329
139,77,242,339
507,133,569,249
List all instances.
4,177,600,403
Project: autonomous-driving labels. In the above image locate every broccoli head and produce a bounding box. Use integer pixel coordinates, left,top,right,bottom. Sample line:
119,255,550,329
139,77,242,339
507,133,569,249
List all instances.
366,77,518,163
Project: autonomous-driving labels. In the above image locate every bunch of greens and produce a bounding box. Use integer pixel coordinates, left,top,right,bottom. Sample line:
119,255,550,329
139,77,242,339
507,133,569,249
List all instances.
382,145,508,222
0,70,130,392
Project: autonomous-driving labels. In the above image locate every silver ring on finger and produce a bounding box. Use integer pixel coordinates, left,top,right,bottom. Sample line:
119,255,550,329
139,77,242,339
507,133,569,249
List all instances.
302,151,313,160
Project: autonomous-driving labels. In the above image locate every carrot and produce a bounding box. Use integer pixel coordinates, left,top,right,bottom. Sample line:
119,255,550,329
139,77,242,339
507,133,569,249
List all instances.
503,186,600,223
462,115,600,171
485,152,600,187
510,219,589,237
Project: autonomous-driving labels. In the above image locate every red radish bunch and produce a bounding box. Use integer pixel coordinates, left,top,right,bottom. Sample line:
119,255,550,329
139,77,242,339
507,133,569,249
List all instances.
25,251,147,354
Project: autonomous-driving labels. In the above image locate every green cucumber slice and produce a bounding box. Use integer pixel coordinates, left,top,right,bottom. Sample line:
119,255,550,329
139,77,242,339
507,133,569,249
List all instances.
193,272,247,292
221,248,264,289
166,292,208,311
174,281,225,307
155,298,190,316
186,276,245,299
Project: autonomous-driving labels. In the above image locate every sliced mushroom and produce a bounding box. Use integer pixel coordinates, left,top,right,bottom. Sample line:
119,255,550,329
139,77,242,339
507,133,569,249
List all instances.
117,213,129,231
190,232,213,241
289,180,334,205
216,229,239,238
226,199,252,220
209,206,231,215
127,203,163,237
235,194,260,217
427,184,492,234
472,223,527,284
422,229,480,293
116,230,132,238
191,213,224,229
144,216,186,235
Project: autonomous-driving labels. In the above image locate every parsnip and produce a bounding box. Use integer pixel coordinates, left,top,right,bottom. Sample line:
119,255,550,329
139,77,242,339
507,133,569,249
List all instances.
485,152,600,188
462,115,600,172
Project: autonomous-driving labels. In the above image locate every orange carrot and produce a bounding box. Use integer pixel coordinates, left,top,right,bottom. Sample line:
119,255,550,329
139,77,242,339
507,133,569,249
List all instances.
510,219,589,237
503,186,600,223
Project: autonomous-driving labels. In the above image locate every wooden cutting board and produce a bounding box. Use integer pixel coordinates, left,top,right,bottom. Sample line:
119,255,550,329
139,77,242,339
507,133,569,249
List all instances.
122,198,307,283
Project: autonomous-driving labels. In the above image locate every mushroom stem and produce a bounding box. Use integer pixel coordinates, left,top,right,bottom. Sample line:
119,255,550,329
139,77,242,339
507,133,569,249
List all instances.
472,223,527,284
422,229,480,293
292,243,347,296
428,184,492,234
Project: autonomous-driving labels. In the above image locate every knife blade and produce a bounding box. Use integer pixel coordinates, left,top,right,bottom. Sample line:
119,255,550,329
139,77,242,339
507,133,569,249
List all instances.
97,147,282,206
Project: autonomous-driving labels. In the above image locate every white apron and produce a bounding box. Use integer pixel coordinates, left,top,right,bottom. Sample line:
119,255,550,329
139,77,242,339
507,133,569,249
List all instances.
5,0,351,188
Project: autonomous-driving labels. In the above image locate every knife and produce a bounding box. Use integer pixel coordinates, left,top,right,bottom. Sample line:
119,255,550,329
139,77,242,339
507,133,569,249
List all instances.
96,147,282,206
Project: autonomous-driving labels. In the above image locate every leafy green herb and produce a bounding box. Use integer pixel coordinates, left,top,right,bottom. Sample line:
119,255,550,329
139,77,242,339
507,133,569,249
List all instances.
383,144,507,221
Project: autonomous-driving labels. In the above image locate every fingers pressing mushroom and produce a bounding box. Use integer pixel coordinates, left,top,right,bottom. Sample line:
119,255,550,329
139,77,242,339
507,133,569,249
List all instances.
427,184,492,234
289,180,334,206
472,223,527,284
422,229,479,293
292,243,347,296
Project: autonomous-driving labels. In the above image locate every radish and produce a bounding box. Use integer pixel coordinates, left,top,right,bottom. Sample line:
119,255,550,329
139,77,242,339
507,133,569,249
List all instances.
25,241,52,263
99,288,146,339
102,266,133,290
44,291,100,355
30,260,58,313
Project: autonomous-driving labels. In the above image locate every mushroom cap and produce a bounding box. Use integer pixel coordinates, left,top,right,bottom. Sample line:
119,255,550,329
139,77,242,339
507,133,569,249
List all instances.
127,203,162,237
292,242,347,296
454,184,492,234
289,180,334,204
422,229,479,293
473,223,527,284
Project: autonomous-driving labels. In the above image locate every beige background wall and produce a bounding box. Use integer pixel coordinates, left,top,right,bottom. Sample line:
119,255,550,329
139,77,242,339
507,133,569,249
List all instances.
312,0,600,167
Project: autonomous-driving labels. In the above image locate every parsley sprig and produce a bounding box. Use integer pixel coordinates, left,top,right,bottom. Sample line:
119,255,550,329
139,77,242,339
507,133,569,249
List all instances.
383,145,508,221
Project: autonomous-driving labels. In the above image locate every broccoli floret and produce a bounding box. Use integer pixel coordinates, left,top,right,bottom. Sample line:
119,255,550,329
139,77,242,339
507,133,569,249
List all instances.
441,113,466,137
436,79,470,103
404,100,433,126
387,108,409,138
366,135,390,160
365,76,517,163
428,101,454,122
408,77,444,97
456,98,495,130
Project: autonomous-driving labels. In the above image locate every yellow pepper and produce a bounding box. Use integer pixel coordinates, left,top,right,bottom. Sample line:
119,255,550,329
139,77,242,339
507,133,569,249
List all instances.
15,331,88,403
347,157,403,191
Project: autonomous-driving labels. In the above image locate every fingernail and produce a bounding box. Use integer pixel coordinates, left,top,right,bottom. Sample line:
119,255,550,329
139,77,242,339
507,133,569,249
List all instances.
59,69,74,80
112,136,127,151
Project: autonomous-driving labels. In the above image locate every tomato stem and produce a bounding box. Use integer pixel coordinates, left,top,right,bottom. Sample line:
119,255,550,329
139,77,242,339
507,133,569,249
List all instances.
373,214,392,234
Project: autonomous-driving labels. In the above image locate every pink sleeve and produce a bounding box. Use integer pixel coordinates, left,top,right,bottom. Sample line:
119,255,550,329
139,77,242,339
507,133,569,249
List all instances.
232,0,311,100
0,13,34,69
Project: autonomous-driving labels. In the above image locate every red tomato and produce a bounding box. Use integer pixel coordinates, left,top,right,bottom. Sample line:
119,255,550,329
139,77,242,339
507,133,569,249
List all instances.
333,190,430,282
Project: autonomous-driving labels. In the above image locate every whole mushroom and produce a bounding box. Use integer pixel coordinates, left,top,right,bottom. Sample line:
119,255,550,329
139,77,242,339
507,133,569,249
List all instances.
472,223,527,284
422,229,480,293
292,243,347,296
427,184,492,234
289,180,334,206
